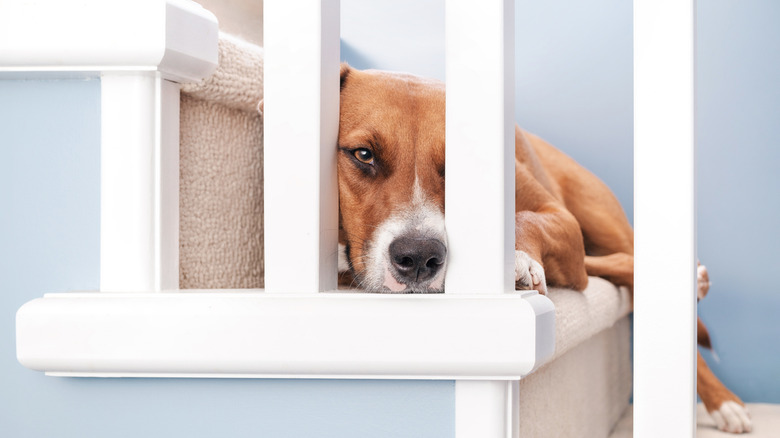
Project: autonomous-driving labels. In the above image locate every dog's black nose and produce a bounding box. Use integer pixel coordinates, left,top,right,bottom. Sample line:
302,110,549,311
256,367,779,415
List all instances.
389,237,446,283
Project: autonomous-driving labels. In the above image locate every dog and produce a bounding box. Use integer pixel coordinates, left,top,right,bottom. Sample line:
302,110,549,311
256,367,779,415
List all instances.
697,264,752,433
333,64,752,433
336,64,632,294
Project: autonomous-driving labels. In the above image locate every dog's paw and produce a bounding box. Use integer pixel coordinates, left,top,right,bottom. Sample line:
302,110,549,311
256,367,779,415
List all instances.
515,250,547,294
709,401,752,434
697,263,711,301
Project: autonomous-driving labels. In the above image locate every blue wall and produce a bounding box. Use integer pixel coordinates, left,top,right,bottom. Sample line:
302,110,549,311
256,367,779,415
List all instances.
696,0,780,403
0,80,453,437
342,0,780,404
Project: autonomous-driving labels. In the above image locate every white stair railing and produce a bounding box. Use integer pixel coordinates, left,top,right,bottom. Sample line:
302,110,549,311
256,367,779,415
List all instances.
6,0,700,436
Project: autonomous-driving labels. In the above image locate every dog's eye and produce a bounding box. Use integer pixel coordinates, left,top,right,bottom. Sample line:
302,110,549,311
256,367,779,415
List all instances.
353,148,374,164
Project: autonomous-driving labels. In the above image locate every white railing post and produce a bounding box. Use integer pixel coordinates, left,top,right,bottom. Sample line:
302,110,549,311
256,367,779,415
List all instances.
264,0,341,294
446,0,519,437
98,1,218,292
634,0,697,436
100,73,181,292
445,0,516,296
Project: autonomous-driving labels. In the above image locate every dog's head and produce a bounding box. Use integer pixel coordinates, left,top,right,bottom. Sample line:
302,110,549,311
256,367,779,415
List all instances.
338,65,448,293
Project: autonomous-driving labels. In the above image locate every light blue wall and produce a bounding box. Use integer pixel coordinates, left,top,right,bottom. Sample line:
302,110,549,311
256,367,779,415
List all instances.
696,0,780,403
0,80,454,437
341,0,780,404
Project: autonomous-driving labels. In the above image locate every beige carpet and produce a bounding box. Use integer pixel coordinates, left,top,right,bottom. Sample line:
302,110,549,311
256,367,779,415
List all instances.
179,34,265,289
609,404,780,437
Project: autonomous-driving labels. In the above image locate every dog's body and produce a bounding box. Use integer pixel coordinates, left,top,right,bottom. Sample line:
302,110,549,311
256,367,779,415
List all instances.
334,65,750,433
336,65,632,294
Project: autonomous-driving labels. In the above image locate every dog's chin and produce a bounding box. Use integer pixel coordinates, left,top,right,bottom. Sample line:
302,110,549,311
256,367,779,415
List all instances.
352,269,446,294
379,285,445,294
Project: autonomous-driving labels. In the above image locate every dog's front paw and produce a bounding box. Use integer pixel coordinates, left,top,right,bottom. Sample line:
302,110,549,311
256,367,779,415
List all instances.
697,262,711,301
515,250,547,294
709,401,752,434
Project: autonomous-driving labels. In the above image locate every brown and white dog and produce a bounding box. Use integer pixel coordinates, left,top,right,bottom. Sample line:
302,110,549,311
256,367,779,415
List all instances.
697,265,752,433
333,64,751,433
336,64,632,293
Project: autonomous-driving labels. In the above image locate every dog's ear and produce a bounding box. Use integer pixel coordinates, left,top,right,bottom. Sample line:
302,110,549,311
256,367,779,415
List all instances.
340,63,351,91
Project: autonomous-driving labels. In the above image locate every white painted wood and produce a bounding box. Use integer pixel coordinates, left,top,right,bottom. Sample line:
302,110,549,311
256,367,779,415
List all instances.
445,0,516,294
15,291,555,379
634,0,697,436
263,0,341,293
510,380,520,438
0,0,219,292
0,0,218,82
100,74,180,292
447,1,524,435
9,12,559,438
455,381,518,438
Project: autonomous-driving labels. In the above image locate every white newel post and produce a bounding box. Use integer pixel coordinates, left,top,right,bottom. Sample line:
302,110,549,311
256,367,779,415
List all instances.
98,4,219,292
634,0,697,436
100,74,182,291
0,0,219,292
446,0,520,437
263,0,341,294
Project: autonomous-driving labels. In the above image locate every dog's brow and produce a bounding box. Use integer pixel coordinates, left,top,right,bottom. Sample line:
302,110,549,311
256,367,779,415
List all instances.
366,129,387,153
341,129,388,155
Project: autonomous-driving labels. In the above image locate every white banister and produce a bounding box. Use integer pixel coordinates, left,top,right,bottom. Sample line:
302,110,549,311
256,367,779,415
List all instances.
11,2,555,433
263,0,341,293
634,0,697,436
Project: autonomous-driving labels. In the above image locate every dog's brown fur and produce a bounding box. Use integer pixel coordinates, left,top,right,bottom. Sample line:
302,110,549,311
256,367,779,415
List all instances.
336,65,749,432
337,65,633,293
697,265,751,433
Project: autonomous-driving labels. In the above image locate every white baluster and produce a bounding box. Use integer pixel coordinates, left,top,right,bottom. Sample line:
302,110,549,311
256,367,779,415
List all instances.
634,0,697,435
264,0,341,293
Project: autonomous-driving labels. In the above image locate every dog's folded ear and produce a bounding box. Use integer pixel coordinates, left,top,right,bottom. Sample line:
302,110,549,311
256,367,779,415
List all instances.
340,62,351,90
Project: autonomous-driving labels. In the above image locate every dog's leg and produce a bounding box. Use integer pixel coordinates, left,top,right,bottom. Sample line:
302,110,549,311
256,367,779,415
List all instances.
698,351,752,433
698,262,710,300
583,252,634,290
696,263,714,349
515,164,589,293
